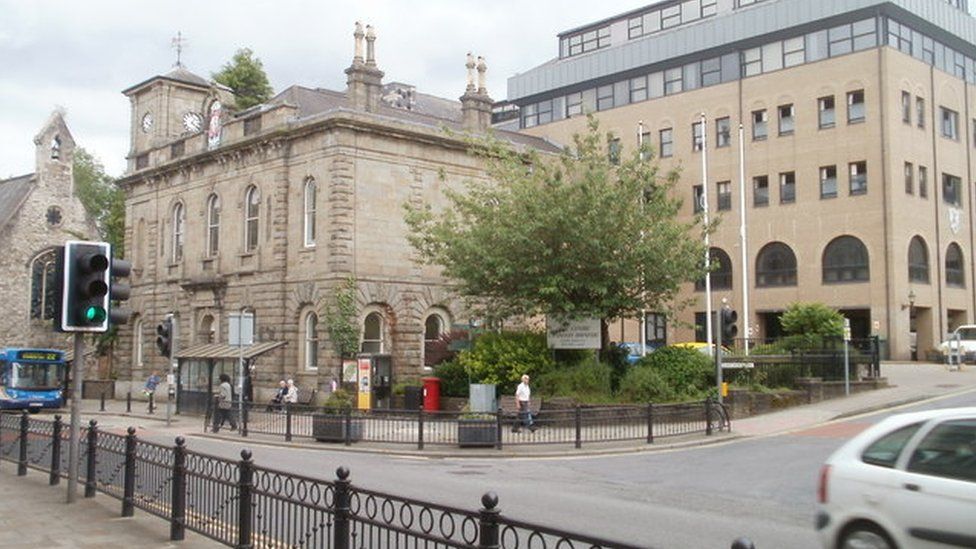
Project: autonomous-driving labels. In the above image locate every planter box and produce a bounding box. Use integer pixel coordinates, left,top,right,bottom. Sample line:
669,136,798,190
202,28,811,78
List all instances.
312,413,363,442
457,419,496,448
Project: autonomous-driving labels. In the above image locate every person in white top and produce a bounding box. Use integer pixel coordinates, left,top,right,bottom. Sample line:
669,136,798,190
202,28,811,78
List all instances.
513,374,536,433
284,379,299,404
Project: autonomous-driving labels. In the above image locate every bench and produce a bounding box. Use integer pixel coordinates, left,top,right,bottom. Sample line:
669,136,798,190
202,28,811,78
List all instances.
296,387,317,406
498,395,543,415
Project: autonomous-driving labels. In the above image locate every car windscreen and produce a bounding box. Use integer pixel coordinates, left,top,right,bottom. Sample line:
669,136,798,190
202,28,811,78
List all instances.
7,361,64,390
957,327,976,340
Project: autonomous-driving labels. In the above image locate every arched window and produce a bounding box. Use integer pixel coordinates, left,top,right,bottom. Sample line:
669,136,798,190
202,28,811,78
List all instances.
132,318,144,368
423,312,449,367
756,242,797,287
206,194,220,257
304,312,319,370
424,314,444,342
244,185,260,252
946,243,965,288
695,248,732,291
908,236,930,283
29,249,59,320
303,177,316,247
361,312,384,354
822,235,869,283
199,314,215,344
171,202,185,262
50,135,61,159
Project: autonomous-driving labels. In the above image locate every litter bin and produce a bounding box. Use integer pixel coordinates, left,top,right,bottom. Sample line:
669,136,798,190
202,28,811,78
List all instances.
404,385,422,410
422,377,441,411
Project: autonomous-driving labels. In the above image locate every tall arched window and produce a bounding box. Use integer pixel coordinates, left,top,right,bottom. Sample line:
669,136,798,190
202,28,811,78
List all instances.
303,177,316,247
946,243,965,288
822,235,869,283
244,185,260,252
361,312,384,354
908,236,930,283
424,314,444,342
199,314,215,343
51,135,61,159
133,318,144,368
423,312,448,367
171,202,185,262
29,249,59,320
206,194,220,257
756,242,797,287
695,248,733,290
304,312,319,370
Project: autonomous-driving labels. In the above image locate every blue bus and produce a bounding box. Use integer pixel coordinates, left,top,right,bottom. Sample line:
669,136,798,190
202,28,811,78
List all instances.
0,348,66,411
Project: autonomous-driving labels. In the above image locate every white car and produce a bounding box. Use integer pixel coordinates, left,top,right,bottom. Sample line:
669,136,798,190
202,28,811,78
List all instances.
938,325,976,360
816,408,976,549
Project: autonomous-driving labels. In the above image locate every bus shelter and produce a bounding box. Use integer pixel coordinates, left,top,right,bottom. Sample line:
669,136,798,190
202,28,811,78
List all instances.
175,341,286,415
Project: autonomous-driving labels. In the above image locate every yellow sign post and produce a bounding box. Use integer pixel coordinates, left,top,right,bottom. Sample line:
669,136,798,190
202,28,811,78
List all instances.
357,358,372,410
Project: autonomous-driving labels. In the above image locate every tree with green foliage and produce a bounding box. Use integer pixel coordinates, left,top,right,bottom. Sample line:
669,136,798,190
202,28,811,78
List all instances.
779,302,845,349
405,116,706,335
73,147,125,256
323,276,360,381
212,48,273,110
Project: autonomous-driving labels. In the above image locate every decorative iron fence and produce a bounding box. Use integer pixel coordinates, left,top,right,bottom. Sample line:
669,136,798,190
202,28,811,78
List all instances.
207,398,730,450
723,336,881,384
2,410,740,548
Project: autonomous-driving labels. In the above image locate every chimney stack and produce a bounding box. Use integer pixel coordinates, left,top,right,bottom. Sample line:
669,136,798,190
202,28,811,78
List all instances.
460,53,492,132
346,22,384,112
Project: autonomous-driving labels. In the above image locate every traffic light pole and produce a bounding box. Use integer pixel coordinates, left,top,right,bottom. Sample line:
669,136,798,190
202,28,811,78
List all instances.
166,314,176,428
67,332,84,503
715,311,724,404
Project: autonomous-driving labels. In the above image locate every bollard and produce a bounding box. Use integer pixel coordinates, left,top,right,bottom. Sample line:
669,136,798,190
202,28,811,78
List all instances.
477,492,501,549
284,403,292,442
343,407,352,447
84,420,98,498
242,401,249,438
18,411,28,476
50,415,62,485
126,391,132,413
170,437,186,541
148,392,155,415
333,467,351,549
495,408,503,451
705,398,713,436
417,405,425,451
646,402,654,444
574,406,582,449
237,450,254,549
100,391,106,411
122,426,136,516
731,537,755,549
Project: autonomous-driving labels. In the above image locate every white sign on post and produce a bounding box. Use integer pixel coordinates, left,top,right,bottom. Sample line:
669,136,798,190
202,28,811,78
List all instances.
843,318,851,342
547,316,602,349
229,313,255,346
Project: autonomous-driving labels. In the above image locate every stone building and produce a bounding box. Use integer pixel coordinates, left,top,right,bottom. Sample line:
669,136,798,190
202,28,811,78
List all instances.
115,25,557,403
507,0,976,359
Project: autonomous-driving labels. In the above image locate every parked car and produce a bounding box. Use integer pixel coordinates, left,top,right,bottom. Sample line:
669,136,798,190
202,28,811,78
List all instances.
938,325,976,361
668,342,752,369
617,342,649,364
816,407,976,549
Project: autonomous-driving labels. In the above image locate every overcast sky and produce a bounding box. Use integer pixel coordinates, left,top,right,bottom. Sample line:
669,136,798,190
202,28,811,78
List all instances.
0,0,650,178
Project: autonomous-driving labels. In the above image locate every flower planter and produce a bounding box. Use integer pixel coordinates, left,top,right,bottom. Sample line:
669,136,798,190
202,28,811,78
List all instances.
457,418,496,448
312,413,363,442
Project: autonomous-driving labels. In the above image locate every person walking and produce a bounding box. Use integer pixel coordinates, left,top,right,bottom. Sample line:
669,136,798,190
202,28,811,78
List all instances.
512,374,536,433
143,370,160,413
212,373,237,433
284,378,298,405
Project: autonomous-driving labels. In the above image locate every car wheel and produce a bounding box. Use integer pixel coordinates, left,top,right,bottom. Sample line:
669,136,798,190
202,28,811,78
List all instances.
839,524,896,549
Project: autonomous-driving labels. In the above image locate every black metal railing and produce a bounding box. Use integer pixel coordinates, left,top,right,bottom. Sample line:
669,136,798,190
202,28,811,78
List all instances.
723,336,881,383
209,398,730,449
0,410,752,548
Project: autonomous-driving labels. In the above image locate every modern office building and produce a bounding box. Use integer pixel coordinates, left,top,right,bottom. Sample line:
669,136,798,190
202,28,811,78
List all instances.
507,0,976,359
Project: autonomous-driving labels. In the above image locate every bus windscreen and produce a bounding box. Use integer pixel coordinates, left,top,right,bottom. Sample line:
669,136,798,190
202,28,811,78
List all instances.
9,361,65,390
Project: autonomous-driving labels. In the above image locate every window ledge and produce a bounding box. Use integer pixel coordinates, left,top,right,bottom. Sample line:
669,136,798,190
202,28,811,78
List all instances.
848,118,865,125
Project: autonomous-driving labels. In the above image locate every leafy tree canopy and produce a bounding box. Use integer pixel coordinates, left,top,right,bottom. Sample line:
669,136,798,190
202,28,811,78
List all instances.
212,48,273,110
780,302,845,338
405,116,707,325
73,147,125,256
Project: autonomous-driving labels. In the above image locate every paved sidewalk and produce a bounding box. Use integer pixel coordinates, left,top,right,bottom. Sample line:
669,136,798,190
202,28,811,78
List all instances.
0,467,221,548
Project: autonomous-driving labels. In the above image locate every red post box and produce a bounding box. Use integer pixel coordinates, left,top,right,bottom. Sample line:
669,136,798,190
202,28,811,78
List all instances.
421,377,441,411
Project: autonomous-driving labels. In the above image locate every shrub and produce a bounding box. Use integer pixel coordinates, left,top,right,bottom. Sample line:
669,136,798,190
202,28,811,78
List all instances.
780,302,844,350
641,346,713,397
433,360,470,398
618,366,678,403
537,361,612,400
457,331,555,394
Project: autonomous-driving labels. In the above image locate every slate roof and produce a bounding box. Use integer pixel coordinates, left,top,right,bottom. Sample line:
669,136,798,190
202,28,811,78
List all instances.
0,173,34,231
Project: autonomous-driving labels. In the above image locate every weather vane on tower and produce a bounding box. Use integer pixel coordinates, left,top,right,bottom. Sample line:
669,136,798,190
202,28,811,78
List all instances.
171,31,187,67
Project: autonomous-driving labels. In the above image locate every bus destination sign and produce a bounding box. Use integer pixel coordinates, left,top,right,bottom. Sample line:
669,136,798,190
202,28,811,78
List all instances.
16,351,60,361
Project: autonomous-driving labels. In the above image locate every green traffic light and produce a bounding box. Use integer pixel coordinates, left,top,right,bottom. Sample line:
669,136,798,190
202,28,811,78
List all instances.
84,306,107,323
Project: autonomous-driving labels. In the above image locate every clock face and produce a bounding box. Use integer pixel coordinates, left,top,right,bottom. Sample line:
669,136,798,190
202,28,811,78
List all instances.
141,112,153,133
183,111,203,133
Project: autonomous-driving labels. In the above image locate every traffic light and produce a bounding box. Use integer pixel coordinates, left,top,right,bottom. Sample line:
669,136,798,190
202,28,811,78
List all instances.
58,241,111,332
108,255,132,326
720,308,738,346
156,318,173,357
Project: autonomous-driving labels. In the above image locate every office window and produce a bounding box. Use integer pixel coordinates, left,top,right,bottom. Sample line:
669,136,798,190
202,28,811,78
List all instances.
941,107,959,139
818,96,835,129
908,236,930,284
660,128,673,158
566,26,610,57
916,97,925,128
742,47,762,77
716,117,731,148
919,166,928,198
752,110,767,140
756,242,797,287
629,76,648,103
753,176,769,207
692,122,704,152
597,86,614,111
608,137,621,165
901,91,911,124
639,131,652,161
701,0,718,17
780,172,796,204
566,92,583,117
943,173,961,206
535,100,553,125
717,181,732,211
946,243,965,288
820,166,837,199
695,248,733,290
847,90,865,123
828,23,853,56
783,36,805,67
521,103,538,128
849,161,867,195
645,312,667,349
701,57,722,86
778,104,794,135
822,235,870,283
904,162,914,195
664,67,683,95
693,185,705,214
661,4,681,28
